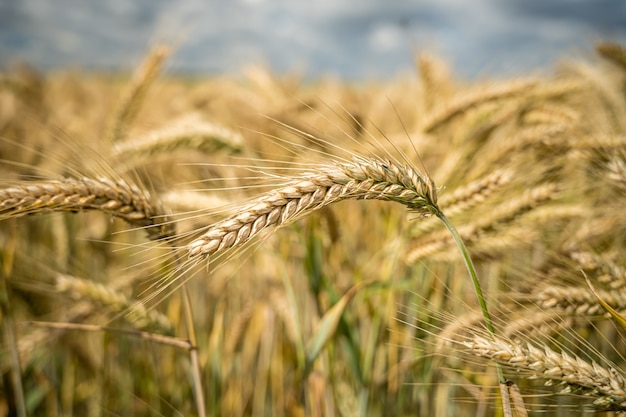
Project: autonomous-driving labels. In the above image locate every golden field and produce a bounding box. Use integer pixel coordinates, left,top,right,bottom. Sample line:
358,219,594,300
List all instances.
1,43,626,416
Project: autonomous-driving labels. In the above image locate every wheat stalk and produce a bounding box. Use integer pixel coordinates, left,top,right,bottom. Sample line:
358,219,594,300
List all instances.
188,156,438,258
464,335,626,411
0,177,175,240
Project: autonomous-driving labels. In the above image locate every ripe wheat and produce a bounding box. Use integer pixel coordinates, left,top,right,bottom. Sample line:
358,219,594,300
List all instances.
188,156,438,258
465,335,626,411
0,177,175,240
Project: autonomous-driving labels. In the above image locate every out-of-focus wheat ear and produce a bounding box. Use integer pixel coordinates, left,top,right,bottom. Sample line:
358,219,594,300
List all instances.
531,285,626,317
464,335,626,412
0,177,175,240
596,42,626,72
412,169,514,236
407,183,559,263
421,78,539,132
417,52,453,109
571,251,626,290
114,116,244,162
522,103,580,126
429,225,540,262
502,311,574,341
570,61,626,133
606,156,626,194
107,45,170,142
188,156,438,259
435,310,487,355
55,274,173,334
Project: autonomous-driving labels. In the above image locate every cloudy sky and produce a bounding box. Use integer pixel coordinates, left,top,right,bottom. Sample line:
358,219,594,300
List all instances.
1,0,625,79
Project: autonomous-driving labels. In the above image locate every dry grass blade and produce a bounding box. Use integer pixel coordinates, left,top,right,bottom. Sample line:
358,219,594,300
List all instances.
0,177,175,240
464,335,626,411
188,156,438,258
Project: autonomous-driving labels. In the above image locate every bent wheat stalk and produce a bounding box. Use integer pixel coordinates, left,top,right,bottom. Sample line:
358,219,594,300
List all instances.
188,155,509,407
0,177,175,240
188,156,439,258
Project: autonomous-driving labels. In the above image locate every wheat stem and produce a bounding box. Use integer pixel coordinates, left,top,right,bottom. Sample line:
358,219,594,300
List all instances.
436,211,506,387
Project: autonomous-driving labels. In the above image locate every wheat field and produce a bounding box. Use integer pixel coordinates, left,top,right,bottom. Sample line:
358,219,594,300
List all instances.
1,43,626,416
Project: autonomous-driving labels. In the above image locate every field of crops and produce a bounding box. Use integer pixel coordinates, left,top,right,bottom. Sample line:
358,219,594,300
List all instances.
1,43,626,416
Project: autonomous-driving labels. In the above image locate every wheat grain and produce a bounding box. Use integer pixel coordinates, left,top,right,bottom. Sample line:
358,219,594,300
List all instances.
188,156,438,258
0,177,175,240
464,335,626,411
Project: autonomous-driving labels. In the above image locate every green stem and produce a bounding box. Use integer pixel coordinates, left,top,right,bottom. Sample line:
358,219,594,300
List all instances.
435,211,505,384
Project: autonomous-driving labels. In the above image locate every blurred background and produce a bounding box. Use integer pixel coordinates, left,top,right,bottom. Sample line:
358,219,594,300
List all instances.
1,0,626,80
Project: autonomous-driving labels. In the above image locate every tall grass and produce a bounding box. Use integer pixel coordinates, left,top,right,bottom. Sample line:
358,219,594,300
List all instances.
1,42,626,416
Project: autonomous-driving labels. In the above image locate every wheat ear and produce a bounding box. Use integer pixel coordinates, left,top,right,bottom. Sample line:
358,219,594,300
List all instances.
596,42,626,71
114,119,243,160
108,45,169,142
465,335,626,411
0,177,175,240
56,274,173,333
188,156,438,258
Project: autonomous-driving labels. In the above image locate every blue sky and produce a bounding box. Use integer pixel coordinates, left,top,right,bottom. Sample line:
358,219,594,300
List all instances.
1,0,625,79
